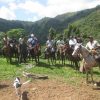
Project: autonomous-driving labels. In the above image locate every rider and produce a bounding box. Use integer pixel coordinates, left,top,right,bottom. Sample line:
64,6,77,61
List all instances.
56,35,65,52
56,35,64,47
3,33,10,46
45,36,55,52
19,35,24,45
27,33,38,48
2,33,10,49
69,35,77,49
86,36,100,61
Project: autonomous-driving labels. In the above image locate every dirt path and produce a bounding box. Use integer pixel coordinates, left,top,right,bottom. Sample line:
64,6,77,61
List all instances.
0,79,100,100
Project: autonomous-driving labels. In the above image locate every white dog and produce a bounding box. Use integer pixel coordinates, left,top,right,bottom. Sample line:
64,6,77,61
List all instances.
13,77,22,100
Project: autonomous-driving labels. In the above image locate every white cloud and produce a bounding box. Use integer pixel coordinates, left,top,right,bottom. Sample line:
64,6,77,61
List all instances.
8,2,18,10
0,6,16,20
17,0,100,19
0,0,16,3
0,0,100,21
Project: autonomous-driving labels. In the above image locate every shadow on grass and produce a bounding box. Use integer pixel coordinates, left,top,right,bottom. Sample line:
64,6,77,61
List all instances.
37,61,64,69
93,71,100,75
10,61,22,67
0,84,9,89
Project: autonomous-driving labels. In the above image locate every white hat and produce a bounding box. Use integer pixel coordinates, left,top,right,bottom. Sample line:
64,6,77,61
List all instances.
31,34,34,37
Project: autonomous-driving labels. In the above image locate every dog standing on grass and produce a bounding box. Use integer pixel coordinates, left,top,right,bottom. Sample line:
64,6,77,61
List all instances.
13,77,22,100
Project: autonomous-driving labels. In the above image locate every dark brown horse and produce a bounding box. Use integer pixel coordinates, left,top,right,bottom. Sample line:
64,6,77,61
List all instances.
2,43,19,63
2,45,12,63
65,44,81,69
18,42,28,63
29,43,41,64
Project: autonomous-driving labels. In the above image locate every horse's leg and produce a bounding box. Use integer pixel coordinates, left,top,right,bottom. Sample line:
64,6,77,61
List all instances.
19,53,22,63
61,54,63,65
86,71,89,83
63,55,65,65
74,61,78,70
99,65,100,70
54,53,56,65
51,56,53,65
37,55,39,63
48,55,50,65
34,55,38,65
90,69,94,83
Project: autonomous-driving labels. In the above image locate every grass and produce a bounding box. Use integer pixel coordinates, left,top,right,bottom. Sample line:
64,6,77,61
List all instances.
0,57,100,85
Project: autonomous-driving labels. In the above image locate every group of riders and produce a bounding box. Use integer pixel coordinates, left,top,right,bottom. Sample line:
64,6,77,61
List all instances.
45,34,100,62
1,32,100,63
2,33,40,63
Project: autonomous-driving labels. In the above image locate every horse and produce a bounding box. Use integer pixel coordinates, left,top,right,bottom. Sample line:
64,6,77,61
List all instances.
2,42,19,63
56,44,66,65
72,43,100,83
45,46,56,65
2,44,12,63
65,44,81,69
18,42,28,63
29,43,41,64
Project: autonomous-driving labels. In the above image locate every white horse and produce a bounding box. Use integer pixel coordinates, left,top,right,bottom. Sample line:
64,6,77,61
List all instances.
72,43,100,83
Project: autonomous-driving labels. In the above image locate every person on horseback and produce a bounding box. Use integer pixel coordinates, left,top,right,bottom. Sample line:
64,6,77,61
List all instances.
2,33,10,54
56,35,64,48
76,35,83,44
3,33,10,48
27,33,38,48
86,36,100,62
56,35,65,53
19,35,24,45
69,35,77,49
45,36,55,52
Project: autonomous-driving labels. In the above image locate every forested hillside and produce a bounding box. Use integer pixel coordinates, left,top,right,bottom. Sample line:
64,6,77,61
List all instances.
0,5,100,43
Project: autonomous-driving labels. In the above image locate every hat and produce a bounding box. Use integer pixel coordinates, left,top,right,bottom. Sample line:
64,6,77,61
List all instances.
31,34,34,37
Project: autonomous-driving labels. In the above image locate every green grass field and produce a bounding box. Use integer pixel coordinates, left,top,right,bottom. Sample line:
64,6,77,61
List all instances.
0,57,100,85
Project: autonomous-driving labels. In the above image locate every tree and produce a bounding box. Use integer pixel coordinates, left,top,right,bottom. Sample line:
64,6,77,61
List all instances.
0,31,5,47
7,28,25,39
48,27,56,39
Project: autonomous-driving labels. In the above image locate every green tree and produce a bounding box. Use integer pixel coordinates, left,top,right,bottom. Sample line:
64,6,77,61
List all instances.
0,32,5,47
49,27,56,39
7,28,25,39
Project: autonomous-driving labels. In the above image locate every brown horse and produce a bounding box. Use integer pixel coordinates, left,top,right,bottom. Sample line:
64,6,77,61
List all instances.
57,45,66,65
18,42,28,63
2,45,12,63
45,46,56,65
29,43,41,64
65,44,81,69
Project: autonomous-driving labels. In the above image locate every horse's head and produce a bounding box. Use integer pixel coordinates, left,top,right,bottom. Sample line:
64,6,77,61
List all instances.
72,44,81,57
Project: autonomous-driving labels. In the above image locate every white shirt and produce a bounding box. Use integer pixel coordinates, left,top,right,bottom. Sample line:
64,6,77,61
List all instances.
46,40,54,47
69,38,77,46
19,38,23,44
3,37,10,45
86,40,100,50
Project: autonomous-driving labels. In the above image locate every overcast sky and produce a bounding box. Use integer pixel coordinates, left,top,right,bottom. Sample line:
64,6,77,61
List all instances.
0,0,100,22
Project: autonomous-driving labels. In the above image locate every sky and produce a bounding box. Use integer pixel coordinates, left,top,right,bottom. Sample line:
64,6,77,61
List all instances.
0,0,100,22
